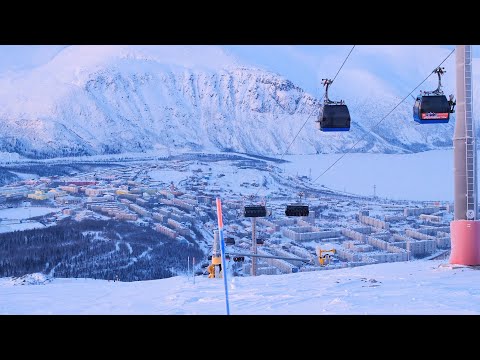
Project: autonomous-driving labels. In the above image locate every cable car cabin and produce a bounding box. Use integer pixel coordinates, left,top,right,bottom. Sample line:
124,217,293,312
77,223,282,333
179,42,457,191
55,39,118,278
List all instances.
256,238,264,245
244,205,267,218
317,104,351,131
225,237,236,246
285,204,309,217
413,95,451,124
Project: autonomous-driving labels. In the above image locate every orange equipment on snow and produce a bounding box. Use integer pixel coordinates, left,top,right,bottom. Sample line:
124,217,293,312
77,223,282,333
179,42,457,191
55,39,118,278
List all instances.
317,248,335,266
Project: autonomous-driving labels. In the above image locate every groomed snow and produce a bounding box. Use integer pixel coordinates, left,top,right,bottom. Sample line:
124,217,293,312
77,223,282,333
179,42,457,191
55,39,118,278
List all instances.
0,259,478,314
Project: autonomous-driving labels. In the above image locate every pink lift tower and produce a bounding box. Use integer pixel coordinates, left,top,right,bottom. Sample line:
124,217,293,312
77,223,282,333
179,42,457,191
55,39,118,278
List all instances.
450,45,480,265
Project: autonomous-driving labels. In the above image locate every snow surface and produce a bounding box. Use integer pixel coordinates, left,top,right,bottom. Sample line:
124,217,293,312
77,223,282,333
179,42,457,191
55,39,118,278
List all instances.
148,169,190,184
0,259,478,314
0,206,58,220
8,171,39,180
0,221,46,234
282,149,453,201
0,147,456,202
0,206,58,233
142,148,455,201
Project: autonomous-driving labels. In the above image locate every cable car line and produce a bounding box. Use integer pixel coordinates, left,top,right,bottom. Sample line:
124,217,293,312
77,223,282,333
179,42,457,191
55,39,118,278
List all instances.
316,78,351,131
311,48,456,184
316,45,356,132
413,66,456,124
277,45,356,164
252,45,356,203
244,45,356,221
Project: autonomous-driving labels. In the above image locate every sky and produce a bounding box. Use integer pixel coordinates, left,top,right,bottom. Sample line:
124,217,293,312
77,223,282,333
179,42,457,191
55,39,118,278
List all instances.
0,45,66,74
1,45,477,95
1,258,478,315
223,45,479,95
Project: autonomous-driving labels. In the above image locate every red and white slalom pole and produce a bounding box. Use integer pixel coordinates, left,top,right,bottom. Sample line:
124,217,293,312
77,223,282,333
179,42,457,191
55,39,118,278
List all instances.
216,198,231,315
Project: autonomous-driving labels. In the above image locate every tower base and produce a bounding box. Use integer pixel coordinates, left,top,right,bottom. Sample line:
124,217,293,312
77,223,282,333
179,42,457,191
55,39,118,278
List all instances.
450,220,480,265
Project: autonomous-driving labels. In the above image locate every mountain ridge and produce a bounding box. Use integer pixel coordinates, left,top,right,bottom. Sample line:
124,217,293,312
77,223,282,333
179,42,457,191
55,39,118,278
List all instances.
0,45,470,159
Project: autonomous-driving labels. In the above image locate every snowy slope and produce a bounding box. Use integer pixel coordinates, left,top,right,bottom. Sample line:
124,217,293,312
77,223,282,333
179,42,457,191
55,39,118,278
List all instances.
0,259,478,314
0,45,477,159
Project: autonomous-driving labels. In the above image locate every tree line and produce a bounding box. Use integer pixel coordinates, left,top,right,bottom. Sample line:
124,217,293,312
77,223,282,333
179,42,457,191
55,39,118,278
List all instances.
0,218,205,282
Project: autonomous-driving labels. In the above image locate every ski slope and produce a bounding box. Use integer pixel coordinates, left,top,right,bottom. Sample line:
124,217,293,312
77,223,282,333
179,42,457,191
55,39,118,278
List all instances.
0,259,478,314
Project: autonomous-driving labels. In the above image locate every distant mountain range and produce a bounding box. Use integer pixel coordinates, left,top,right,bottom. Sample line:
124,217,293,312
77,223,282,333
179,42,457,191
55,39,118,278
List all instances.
1,45,477,159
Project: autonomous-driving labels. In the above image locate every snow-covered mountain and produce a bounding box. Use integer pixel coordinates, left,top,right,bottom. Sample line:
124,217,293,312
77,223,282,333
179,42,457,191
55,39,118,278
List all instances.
0,45,476,159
